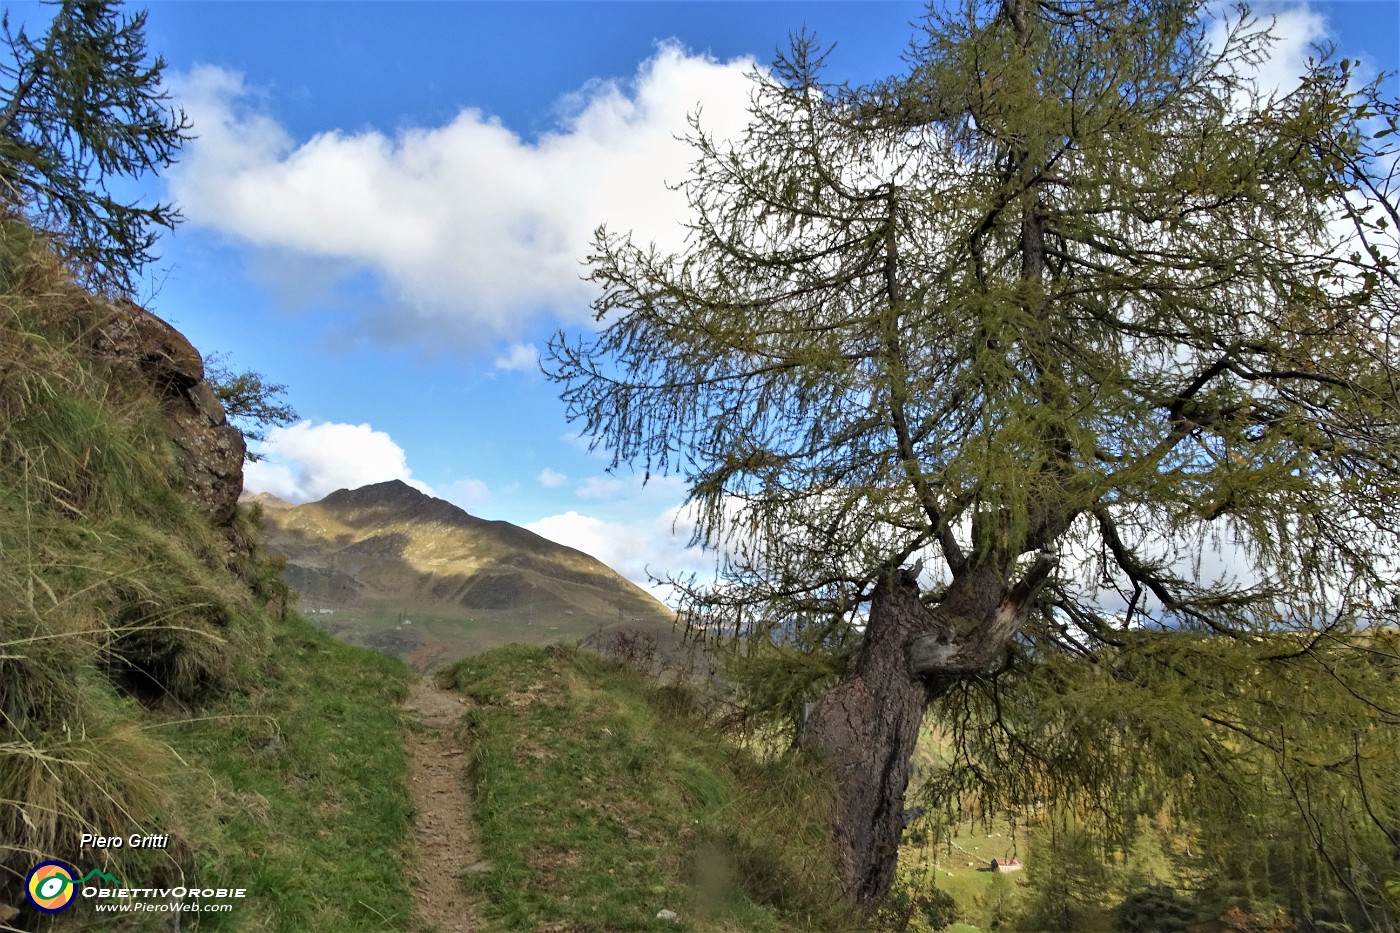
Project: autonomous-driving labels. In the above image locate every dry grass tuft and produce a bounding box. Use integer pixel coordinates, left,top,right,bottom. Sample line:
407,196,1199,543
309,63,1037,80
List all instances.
0,215,266,904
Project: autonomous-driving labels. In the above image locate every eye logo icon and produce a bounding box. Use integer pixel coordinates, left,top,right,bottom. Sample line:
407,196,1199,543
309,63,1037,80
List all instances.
26,860,78,913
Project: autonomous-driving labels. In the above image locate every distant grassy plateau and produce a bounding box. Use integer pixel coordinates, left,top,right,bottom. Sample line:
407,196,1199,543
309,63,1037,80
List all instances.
312,602,657,672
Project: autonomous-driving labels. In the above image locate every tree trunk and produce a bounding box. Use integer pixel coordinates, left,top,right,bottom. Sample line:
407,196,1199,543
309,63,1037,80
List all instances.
799,558,1031,910
798,567,949,908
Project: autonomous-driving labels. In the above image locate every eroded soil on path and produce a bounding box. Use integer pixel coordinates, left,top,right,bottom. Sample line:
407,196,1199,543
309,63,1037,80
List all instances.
403,676,486,932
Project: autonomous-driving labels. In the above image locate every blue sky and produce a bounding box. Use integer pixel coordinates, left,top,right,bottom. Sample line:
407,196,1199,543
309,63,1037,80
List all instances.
8,1,1396,598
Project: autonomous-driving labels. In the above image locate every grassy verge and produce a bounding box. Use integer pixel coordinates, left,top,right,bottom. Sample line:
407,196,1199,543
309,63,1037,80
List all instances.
168,613,413,932
0,218,416,932
439,644,859,933
53,613,414,932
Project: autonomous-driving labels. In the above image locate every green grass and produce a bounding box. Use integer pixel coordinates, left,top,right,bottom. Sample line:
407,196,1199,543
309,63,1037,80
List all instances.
888,817,1028,933
439,644,860,933
166,614,413,932
311,604,676,674
0,222,417,932
45,612,415,933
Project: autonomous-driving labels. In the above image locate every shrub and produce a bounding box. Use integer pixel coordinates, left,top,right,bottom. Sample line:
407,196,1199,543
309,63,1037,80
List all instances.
1113,884,1197,933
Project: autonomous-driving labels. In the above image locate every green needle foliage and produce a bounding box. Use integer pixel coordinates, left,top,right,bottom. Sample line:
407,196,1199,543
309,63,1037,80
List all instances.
0,0,191,296
548,0,1400,923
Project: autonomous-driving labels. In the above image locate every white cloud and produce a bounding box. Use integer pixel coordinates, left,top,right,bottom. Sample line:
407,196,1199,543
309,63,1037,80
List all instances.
538,467,568,488
560,430,601,454
439,477,492,513
1204,3,1332,107
242,420,495,513
526,471,735,603
571,470,690,504
575,476,628,501
242,420,431,502
169,45,760,349
527,504,707,603
494,342,539,372
1249,6,1330,98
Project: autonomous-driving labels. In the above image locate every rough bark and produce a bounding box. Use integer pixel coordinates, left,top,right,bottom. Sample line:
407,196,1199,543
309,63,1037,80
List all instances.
797,568,943,907
799,559,1051,909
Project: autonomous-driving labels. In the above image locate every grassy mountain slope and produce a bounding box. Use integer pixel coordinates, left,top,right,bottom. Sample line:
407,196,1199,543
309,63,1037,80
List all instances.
132,615,414,933
253,480,680,670
0,218,415,931
0,216,887,933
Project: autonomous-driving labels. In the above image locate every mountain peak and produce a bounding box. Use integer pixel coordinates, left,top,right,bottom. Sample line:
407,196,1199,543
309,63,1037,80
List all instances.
322,479,430,507
316,480,482,532
239,490,294,510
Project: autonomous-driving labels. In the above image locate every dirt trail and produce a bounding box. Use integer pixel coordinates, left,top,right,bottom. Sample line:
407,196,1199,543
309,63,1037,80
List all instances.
403,676,485,933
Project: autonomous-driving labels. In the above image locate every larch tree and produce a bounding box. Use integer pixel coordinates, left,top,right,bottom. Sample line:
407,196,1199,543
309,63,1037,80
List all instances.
548,0,1400,919
0,0,191,296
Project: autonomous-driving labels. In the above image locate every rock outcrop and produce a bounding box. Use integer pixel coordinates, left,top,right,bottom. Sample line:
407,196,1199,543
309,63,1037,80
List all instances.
90,298,245,524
